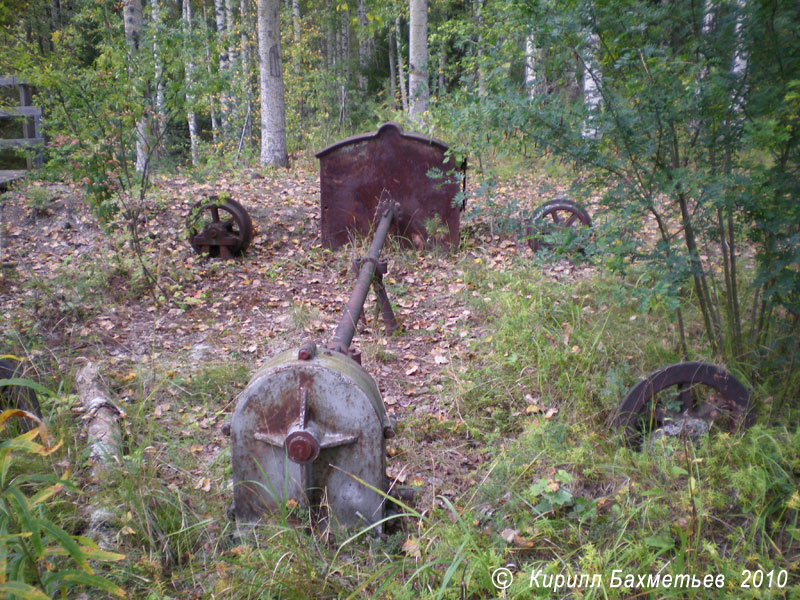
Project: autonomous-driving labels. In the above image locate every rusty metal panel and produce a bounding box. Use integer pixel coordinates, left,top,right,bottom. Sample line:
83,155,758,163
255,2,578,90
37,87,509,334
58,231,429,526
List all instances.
231,346,389,532
316,122,465,249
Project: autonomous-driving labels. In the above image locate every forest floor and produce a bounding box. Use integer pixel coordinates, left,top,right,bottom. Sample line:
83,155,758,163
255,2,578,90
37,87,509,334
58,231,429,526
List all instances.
0,163,592,507
2,163,799,599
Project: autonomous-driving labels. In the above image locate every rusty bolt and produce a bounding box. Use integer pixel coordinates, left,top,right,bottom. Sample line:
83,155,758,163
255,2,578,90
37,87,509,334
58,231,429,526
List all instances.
297,340,317,361
285,430,320,464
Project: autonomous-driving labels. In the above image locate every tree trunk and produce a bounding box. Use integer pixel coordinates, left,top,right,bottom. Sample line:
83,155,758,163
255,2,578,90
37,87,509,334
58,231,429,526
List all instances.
388,29,397,107
151,0,165,156
474,0,486,96
202,0,221,141
183,0,200,165
408,0,428,119
525,35,537,99
339,7,351,84
581,31,601,138
75,362,122,476
395,15,408,112
292,0,301,74
357,0,369,90
240,0,253,146
437,35,445,96
214,0,230,137
257,0,287,166
123,0,148,173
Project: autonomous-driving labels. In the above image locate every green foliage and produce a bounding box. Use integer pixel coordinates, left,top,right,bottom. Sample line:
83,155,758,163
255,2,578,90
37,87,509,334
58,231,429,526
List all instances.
431,0,800,395
0,408,125,598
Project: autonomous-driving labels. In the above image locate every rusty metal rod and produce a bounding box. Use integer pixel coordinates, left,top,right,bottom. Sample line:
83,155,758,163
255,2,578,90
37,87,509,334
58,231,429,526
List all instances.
329,204,396,352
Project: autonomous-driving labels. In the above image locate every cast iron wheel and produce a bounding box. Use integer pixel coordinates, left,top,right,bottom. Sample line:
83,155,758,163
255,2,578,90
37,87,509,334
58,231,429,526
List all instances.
613,362,754,442
0,358,43,430
187,197,254,258
526,199,592,252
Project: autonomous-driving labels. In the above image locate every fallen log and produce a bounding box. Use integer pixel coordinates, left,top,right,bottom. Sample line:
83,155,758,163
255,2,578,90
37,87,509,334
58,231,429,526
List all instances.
75,361,123,473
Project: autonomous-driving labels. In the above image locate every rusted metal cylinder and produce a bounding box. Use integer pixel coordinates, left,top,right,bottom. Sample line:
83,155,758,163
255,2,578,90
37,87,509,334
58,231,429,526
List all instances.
329,203,396,353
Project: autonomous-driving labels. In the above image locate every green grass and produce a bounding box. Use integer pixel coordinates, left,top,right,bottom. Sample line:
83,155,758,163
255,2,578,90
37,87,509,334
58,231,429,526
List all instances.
3,208,799,599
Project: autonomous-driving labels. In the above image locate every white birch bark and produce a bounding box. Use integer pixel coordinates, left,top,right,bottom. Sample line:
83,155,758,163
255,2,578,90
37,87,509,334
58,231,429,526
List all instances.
357,0,369,90
581,31,601,139
240,0,253,144
226,0,238,67
474,0,486,96
408,0,428,119
525,35,537,99
202,0,221,141
395,15,408,112
151,0,165,154
388,29,397,107
257,0,287,166
292,0,301,74
123,0,148,172
729,0,748,112
214,0,231,137
183,0,200,165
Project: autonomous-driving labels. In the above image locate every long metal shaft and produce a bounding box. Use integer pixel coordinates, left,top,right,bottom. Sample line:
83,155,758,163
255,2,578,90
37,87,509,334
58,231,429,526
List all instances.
329,204,396,352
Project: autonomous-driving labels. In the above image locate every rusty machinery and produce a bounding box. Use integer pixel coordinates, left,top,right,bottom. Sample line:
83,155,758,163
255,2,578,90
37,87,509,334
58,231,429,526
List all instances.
316,122,466,250
187,196,254,258
230,202,400,532
613,362,754,443
526,199,593,253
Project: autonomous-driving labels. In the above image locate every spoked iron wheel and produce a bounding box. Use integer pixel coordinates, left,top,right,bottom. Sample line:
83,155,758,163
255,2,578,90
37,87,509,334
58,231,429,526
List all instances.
613,362,754,444
526,199,592,252
187,197,254,258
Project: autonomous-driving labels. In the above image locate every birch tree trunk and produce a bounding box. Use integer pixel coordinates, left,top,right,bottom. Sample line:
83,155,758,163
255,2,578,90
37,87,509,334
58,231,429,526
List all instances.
388,29,397,107
240,0,253,145
395,15,408,112
123,0,148,173
202,0,220,141
525,35,537,99
474,0,486,96
214,0,231,138
292,0,301,74
581,31,601,139
408,0,428,119
183,0,200,165
437,37,445,97
257,0,287,167
151,0,165,155
357,0,369,90
339,8,351,84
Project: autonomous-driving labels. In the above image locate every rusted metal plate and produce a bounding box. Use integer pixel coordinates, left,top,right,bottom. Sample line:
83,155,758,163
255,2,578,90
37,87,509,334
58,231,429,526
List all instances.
316,122,465,249
231,345,390,532
613,361,753,441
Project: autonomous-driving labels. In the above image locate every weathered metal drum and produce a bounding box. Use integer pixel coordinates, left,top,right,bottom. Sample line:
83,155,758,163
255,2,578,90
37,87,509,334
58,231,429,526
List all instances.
231,343,392,531
316,122,466,249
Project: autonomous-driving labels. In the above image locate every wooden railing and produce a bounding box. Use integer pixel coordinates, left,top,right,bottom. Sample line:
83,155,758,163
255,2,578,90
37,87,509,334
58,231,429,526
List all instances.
0,77,44,171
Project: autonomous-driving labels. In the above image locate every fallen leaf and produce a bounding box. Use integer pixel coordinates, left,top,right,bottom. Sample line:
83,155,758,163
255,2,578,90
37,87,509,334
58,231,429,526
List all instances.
500,528,517,543
402,537,421,559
